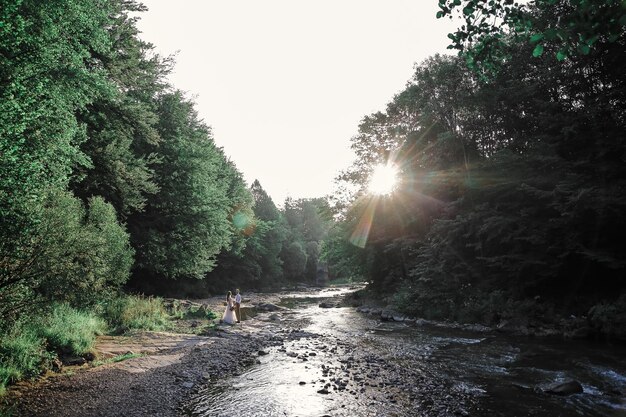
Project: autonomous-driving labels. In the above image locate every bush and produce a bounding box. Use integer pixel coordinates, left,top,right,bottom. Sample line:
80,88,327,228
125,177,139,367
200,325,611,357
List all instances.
34,192,134,308
588,294,626,340
39,304,106,355
0,304,106,395
102,295,170,332
0,325,50,395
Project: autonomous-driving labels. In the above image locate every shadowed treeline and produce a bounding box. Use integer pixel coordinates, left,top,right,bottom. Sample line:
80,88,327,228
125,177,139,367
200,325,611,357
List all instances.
325,1,626,339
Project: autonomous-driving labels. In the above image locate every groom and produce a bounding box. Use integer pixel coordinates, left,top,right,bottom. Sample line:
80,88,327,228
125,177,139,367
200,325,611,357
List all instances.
234,288,242,323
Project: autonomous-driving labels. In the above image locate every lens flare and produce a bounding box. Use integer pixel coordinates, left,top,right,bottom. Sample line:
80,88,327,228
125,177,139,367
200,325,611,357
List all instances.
349,199,377,248
368,164,399,195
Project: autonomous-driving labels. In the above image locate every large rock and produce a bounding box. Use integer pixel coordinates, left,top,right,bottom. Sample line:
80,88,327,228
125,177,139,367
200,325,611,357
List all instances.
256,303,283,312
544,380,584,396
380,310,394,321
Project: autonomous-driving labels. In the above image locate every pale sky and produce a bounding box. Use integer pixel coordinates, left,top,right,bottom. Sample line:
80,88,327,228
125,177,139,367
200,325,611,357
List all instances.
136,1,456,205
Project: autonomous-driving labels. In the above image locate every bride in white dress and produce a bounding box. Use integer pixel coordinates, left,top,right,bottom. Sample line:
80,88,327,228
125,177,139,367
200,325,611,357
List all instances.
222,291,237,324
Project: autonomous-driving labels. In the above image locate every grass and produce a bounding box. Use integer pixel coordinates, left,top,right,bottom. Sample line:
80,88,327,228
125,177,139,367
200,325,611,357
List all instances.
169,300,217,320
91,352,143,367
39,304,106,355
101,295,170,333
1,295,219,396
0,325,49,396
0,304,104,395
0,403,16,417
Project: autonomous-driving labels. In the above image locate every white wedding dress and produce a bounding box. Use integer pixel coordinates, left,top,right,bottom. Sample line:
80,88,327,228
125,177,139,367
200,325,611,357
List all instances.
222,296,237,324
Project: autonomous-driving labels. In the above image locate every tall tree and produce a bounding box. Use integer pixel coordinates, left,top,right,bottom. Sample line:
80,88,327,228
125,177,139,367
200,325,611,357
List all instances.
128,91,236,280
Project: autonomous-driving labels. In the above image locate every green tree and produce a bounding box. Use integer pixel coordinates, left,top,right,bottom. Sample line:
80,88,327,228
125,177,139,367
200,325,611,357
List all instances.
437,0,626,75
128,91,236,280
70,1,163,218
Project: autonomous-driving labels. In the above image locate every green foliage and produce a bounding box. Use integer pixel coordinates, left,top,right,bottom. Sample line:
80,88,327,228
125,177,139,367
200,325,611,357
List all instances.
0,304,105,394
91,352,143,367
1,189,133,322
101,295,170,332
280,240,308,281
38,304,106,355
437,0,626,76
331,12,626,332
168,300,217,320
35,191,133,307
129,91,238,279
0,324,49,395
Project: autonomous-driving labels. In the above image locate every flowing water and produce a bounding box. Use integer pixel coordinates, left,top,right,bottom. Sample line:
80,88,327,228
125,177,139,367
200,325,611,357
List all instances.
185,288,626,417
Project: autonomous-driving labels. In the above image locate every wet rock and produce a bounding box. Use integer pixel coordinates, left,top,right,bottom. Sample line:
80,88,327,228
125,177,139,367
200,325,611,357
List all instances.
317,388,330,394
380,310,394,321
299,381,306,385
392,315,405,322
62,356,86,366
257,349,268,355
268,313,280,321
319,302,336,308
257,303,283,312
544,380,584,396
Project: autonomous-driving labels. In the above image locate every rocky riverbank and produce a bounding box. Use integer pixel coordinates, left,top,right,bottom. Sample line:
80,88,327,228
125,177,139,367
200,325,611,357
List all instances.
344,289,622,341
3,287,479,417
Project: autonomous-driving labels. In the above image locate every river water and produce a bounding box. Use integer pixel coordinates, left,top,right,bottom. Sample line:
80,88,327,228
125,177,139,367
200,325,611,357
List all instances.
184,288,626,417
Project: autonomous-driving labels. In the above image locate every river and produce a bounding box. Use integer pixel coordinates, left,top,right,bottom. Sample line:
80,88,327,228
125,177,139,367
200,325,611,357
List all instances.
183,287,626,417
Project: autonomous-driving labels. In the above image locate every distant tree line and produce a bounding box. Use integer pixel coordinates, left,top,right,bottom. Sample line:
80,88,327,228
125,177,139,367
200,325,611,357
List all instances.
325,0,625,337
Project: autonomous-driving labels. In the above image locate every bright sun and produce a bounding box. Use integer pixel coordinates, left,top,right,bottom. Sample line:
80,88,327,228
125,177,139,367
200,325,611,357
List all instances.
368,164,399,195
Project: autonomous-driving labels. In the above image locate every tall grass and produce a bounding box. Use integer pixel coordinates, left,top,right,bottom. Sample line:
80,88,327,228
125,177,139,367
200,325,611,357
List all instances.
101,295,170,332
0,325,49,396
39,304,106,355
0,304,104,395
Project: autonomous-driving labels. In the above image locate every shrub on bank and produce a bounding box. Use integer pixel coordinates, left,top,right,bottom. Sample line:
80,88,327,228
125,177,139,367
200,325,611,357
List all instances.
588,294,626,341
0,325,50,395
0,304,104,395
102,295,170,332
39,304,106,355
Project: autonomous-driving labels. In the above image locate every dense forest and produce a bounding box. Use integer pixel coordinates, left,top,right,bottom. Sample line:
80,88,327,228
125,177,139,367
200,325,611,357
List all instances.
0,0,331,394
324,0,626,339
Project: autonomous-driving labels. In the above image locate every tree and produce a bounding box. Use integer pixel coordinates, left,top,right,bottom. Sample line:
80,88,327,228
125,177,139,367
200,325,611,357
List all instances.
128,91,236,279
0,0,130,324
70,1,163,218
437,0,626,76
330,20,626,325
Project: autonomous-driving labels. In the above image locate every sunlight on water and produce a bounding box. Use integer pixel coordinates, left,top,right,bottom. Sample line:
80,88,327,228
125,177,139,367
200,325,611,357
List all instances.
185,288,626,417
189,353,330,416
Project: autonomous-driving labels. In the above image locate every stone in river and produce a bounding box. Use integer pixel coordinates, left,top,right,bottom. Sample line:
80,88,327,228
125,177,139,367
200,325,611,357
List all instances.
299,381,306,385
544,380,583,396
257,303,283,311
317,388,330,394
319,302,336,308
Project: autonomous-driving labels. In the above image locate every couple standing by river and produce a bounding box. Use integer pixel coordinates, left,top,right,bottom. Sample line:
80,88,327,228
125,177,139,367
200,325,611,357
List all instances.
222,289,242,324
